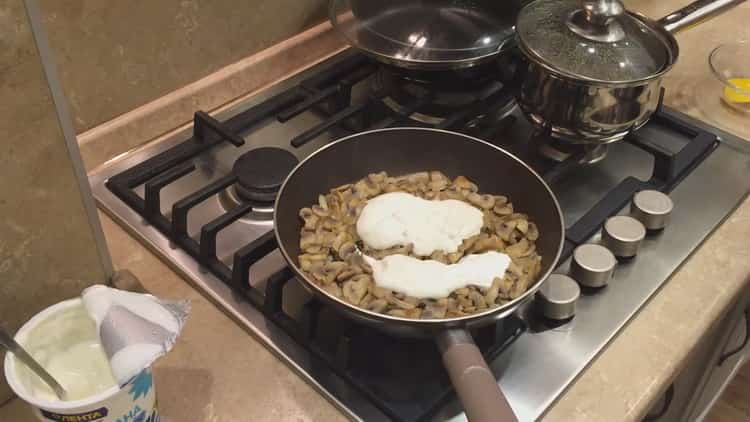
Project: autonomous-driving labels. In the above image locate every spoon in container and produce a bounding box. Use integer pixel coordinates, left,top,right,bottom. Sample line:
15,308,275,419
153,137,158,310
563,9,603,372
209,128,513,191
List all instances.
0,328,69,400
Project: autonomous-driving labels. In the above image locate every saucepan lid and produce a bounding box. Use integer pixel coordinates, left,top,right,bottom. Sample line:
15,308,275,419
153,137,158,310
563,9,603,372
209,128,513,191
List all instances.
516,0,673,83
329,0,524,69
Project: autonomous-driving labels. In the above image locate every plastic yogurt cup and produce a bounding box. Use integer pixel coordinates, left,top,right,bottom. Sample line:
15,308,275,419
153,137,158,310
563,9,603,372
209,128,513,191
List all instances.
4,298,159,422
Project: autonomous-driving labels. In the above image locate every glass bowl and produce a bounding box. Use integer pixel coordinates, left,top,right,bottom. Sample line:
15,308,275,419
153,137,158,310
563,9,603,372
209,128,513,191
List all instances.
709,41,750,113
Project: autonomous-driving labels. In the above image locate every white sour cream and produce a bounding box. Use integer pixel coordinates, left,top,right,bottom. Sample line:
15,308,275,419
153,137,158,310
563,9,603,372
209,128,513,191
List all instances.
363,251,511,299
356,192,484,256
17,303,117,402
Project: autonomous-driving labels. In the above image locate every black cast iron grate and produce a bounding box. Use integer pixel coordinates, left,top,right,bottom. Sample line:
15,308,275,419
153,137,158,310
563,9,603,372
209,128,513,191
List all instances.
105,53,719,421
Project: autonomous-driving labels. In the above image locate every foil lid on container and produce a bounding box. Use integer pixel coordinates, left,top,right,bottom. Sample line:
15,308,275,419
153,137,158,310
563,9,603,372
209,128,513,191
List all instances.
81,285,190,385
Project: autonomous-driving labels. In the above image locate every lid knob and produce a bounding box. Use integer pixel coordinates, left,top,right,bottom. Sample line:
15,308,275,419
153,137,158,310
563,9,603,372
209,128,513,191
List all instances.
567,0,626,43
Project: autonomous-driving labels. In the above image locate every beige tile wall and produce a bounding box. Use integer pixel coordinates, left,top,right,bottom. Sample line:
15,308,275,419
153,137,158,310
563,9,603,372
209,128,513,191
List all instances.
39,0,327,133
0,0,109,402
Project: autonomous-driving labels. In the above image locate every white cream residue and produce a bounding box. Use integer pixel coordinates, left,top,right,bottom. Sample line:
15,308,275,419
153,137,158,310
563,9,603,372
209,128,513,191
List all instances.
356,192,484,256
35,340,115,401
363,251,511,299
17,304,116,401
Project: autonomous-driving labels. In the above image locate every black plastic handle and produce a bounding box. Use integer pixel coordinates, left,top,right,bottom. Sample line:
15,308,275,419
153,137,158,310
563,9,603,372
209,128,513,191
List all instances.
643,383,675,421
718,306,750,366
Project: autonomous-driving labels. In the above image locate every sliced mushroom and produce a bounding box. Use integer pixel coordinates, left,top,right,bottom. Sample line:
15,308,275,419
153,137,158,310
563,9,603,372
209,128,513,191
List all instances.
300,230,317,251
354,178,383,198
510,275,531,299
438,189,464,200
453,176,478,192
526,222,539,241
495,220,518,242
423,190,438,199
484,278,502,304
466,193,496,209
368,171,387,184
457,295,473,309
422,299,448,318
305,245,328,255
515,218,529,234
470,234,506,253
364,298,388,313
299,207,320,230
336,264,363,282
428,171,449,191
371,243,413,259
497,275,516,299
454,287,470,296
404,308,422,318
506,238,532,258
388,308,422,318
430,250,449,264
342,275,370,305
311,204,329,218
321,261,347,284
469,290,488,309
298,253,327,271
310,265,327,283
318,194,329,210
507,262,525,278
322,283,342,297
330,232,350,253
370,286,390,299
387,309,407,317
386,292,417,309
338,242,358,260
447,251,463,264
406,171,430,184
493,202,514,216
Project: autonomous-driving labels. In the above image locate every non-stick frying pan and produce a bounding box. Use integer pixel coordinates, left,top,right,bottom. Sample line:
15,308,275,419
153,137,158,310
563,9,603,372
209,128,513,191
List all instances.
275,128,564,421
329,0,528,70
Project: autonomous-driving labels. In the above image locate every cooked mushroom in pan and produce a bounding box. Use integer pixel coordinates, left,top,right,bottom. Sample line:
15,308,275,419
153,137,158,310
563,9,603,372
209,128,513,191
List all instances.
297,171,542,319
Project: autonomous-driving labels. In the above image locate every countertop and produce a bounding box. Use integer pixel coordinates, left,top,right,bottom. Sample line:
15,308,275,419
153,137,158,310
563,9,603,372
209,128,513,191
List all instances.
3,0,750,421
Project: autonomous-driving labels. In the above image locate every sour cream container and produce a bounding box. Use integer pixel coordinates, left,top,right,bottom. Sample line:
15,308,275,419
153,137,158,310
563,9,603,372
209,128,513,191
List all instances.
4,298,158,422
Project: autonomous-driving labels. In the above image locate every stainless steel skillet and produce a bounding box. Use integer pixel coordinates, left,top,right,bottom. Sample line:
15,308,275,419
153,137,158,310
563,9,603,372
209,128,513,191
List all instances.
274,128,564,421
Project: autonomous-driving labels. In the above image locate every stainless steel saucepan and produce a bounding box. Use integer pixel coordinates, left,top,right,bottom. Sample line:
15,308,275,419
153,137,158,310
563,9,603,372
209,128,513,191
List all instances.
515,0,746,144
274,128,565,421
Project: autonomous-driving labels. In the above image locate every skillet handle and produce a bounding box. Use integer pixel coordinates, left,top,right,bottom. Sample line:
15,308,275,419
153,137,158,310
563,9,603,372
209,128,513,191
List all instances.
436,329,518,422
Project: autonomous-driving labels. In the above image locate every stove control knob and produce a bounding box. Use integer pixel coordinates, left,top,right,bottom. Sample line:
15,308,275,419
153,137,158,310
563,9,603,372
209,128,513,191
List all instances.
537,274,580,320
631,190,674,230
571,244,616,288
602,215,646,258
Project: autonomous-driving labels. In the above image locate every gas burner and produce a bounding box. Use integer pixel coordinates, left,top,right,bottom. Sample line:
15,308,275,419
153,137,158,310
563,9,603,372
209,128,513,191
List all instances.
538,139,609,164
232,147,298,202
218,186,275,223
374,65,516,125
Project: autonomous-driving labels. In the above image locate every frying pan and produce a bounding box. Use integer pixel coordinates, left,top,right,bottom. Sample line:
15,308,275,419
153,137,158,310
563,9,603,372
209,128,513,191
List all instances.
274,128,564,421
329,0,527,70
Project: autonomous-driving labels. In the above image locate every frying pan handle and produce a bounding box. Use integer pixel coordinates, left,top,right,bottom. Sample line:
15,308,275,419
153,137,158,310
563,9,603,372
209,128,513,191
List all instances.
436,329,518,422
657,0,746,34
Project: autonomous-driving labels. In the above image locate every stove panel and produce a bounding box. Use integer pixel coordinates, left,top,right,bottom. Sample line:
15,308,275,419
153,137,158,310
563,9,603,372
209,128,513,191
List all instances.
89,50,750,421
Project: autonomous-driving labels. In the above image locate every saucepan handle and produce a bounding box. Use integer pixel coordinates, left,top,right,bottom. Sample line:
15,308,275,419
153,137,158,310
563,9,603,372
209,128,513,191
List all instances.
657,0,746,34
436,329,518,422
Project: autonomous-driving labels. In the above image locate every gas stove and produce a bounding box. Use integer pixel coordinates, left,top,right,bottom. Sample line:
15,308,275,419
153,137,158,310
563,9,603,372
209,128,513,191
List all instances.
89,50,750,421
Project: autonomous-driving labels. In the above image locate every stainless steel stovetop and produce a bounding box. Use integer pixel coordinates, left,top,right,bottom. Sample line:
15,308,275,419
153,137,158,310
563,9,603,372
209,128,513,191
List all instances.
89,51,750,421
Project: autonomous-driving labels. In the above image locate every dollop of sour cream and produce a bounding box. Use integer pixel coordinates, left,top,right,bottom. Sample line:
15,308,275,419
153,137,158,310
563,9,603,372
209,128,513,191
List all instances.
363,252,511,299
356,192,484,256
